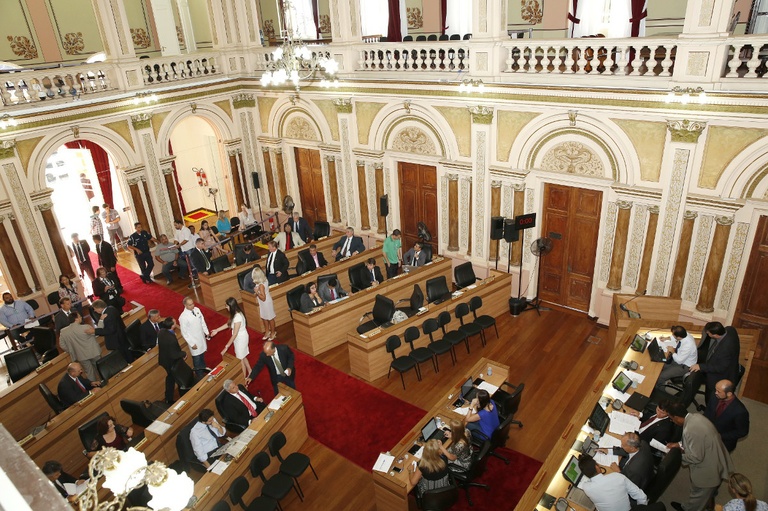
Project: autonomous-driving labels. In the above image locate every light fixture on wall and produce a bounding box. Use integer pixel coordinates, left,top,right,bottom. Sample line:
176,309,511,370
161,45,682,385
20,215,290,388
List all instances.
133,92,158,106
458,78,484,93
0,114,18,129
259,0,339,92
664,86,707,105
77,447,194,511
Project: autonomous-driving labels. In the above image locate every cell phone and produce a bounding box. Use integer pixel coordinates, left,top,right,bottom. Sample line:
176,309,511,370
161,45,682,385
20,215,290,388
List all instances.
392,466,402,473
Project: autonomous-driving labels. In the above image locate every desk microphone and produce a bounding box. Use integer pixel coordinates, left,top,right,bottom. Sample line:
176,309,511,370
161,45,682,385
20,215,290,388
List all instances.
619,290,647,312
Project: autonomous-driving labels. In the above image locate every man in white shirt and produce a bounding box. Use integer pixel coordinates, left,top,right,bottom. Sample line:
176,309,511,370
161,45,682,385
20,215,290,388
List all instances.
655,325,698,393
578,454,647,511
189,409,225,468
179,297,210,377
173,219,194,253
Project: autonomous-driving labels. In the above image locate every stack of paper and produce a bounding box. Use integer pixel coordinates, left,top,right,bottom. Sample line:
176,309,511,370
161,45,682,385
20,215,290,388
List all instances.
594,452,620,467
64,481,88,496
373,453,395,473
650,439,670,453
208,459,229,474
623,370,646,384
605,387,632,402
478,381,499,394
608,411,641,435
145,420,172,435
268,397,283,411
597,435,622,448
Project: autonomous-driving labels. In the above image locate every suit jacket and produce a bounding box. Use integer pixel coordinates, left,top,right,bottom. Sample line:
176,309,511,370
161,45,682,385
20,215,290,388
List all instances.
638,414,678,446
139,319,160,349
681,412,733,488
189,248,214,274
318,281,347,302
235,250,259,267
157,328,185,369
94,306,128,352
301,250,328,270
249,344,295,386
363,266,385,286
219,385,266,427
286,217,311,242
332,235,365,260
57,373,93,407
54,310,73,332
51,471,77,498
299,293,323,313
274,231,305,251
705,396,750,451
93,273,122,300
70,240,92,265
700,327,740,392
403,248,428,267
613,441,655,490
265,250,290,283
96,241,117,268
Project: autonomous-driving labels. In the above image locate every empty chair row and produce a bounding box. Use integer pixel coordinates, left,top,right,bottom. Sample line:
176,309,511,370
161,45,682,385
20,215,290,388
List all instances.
403,34,472,41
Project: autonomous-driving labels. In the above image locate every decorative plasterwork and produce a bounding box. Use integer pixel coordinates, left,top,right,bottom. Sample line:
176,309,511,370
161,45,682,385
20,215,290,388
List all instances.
625,204,648,289
611,184,663,202
339,118,355,225
715,215,734,226
684,215,714,302
528,129,618,181
540,141,605,177
468,105,494,125
34,202,53,211
142,133,172,235
666,119,707,143
616,200,633,210
285,118,319,141
333,98,353,114
232,93,255,109
599,202,619,282
684,210,699,220
473,131,487,257
131,113,153,130
652,148,690,295
460,177,471,251
365,164,378,230
718,222,749,311
501,184,514,261
441,173,449,250
227,147,242,157
523,188,533,264
242,111,260,207
0,140,17,160
391,127,437,155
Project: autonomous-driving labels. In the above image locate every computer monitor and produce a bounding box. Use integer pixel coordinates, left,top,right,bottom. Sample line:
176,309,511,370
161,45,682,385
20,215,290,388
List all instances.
612,371,633,393
562,455,583,486
421,418,438,441
460,377,474,399
630,334,647,353
588,403,610,436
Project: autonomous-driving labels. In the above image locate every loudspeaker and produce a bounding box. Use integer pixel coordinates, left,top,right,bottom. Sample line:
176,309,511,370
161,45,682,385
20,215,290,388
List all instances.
490,217,504,240
503,219,519,242
251,172,260,190
380,195,389,217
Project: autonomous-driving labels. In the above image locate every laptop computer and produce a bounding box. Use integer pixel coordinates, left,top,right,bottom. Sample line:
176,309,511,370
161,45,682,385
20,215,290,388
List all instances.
647,338,667,363
630,334,647,353
420,418,446,443
624,392,650,412
452,377,478,407
612,372,633,393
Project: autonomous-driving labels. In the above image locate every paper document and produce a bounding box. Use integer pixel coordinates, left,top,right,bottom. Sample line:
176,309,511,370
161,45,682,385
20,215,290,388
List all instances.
145,420,172,435
650,439,670,453
597,435,622,448
24,320,40,328
477,381,499,394
268,397,283,411
581,424,595,435
328,296,349,305
172,400,187,411
623,370,646,384
373,453,395,473
414,446,424,459
608,411,641,435
63,481,88,496
454,406,471,415
594,452,620,467
466,284,477,290
659,339,677,350
209,459,230,474
604,387,631,403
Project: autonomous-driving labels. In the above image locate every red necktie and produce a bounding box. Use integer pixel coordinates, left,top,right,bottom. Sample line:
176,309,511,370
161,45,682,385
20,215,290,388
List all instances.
238,393,257,417
76,378,86,392
330,288,335,300
640,415,656,428
716,399,729,418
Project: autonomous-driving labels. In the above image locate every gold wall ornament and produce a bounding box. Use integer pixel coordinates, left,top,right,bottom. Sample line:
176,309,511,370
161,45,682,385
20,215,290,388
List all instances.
683,210,699,220
391,127,437,155
131,113,153,130
616,200,633,210
0,140,17,160
521,0,543,24
568,109,578,127
541,141,605,177
468,105,494,124
34,202,54,211
71,126,80,139
62,32,85,55
715,215,734,226
130,28,152,49
648,205,660,214
190,102,197,113
407,7,424,29
232,93,255,109
666,119,707,143
403,100,412,114
333,98,353,113
7,35,38,59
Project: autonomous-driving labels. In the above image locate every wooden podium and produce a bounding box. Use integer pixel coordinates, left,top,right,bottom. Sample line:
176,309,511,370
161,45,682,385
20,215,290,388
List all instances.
607,294,682,346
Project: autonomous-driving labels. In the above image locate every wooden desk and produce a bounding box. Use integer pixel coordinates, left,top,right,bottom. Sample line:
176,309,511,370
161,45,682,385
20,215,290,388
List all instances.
607,294,683,346
0,304,147,442
373,357,510,511
515,321,674,511
291,257,453,357
240,244,381,332
348,271,512,382
189,384,308,509
198,234,341,311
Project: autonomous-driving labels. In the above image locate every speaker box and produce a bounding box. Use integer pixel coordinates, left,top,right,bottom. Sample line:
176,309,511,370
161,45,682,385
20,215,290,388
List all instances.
490,216,504,240
503,219,519,242
379,195,389,217
251,172,261,190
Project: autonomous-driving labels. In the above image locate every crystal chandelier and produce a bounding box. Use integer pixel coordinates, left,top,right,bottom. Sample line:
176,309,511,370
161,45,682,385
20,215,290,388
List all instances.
259,0,339,91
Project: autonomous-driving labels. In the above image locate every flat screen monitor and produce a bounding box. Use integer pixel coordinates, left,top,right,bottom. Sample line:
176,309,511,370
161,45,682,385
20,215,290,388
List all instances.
630,334,647,353
612,371,633,393
460,377,474,399
421,418,438,441
588,403,610,436
562,455,583,486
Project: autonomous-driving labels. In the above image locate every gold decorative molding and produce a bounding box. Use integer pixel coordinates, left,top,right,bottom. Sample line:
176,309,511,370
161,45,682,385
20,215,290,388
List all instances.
447,173,459,181
648,205,660,214
617,200,633,210
683,210,699,220
666,119,707,143
190,102,197,113
568,109,578,126
373,162,383,170
715,215,734,226
131,113,153,130
491,180,502,188
512,183,526,191
71,126,80,139
0,140,17,160
34,202,53,211
127,177,142,186
232,93,255,109
333,98,353,113
468,105,494,124
227,148,242,157
161,166,174,175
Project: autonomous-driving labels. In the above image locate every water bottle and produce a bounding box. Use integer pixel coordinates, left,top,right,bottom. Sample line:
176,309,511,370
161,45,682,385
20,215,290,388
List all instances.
594,431,601,443
487,366,493,377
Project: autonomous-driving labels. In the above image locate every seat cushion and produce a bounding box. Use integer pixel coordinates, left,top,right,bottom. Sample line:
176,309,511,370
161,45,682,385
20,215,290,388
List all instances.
429,340,452,354
410,347,433,363
392,356,417,372
475,315,496,328
279,453,310,478
459,324,482,336
262,473,295,500
443,331,466,345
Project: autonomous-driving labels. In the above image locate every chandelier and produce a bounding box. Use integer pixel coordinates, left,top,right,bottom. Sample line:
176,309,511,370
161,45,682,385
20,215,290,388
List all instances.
259,0,339,91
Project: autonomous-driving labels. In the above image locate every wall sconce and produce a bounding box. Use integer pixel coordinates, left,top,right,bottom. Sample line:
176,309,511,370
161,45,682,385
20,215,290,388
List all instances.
665,86,707,105
133,92,158,106
458,78,485,93
0,114,18,130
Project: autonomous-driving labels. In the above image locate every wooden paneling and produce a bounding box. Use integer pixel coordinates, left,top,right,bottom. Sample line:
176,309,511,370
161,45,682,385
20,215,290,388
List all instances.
734,215,768,361
294,147,327,226
397,162,438,250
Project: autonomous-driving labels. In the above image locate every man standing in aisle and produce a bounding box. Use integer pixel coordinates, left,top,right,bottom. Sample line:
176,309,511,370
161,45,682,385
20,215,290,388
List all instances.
690,322,740,403
69,233,95,281
157,317,186,404
704,379,749,452
59,312,101,381
179,297,210,378
90,205,104,239
127,222,157,284
265,240,289,284
246,340,295,395
382,229,402,278
92,299,132,363
102,204,125,251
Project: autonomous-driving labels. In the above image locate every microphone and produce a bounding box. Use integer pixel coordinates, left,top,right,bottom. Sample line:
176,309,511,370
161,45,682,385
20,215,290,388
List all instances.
358,312,372,324
619,290,647,312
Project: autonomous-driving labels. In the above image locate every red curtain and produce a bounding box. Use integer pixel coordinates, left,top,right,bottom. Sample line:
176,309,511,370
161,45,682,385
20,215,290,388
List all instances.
312,0,320,39
387,0,402,42
630,0,647,37
441,0,447,34
168,140,186,215
567,0,580,37
65,140,113,207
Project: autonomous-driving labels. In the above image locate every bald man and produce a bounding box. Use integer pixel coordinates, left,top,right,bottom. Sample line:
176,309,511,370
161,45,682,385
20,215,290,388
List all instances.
57,362,101,408
704,379,749,452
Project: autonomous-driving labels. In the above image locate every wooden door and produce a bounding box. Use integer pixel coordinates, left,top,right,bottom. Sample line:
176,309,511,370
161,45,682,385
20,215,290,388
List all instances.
539,183,602,312
397,162,438,250
733,215,768,361
294,147,327,226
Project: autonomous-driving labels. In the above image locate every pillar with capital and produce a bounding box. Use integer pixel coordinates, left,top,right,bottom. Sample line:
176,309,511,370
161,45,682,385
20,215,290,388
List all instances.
261,148,279,208
468,105,494,261
374,163,386,234
333,98,356,227
635,205,660,294
447,174,459,251
225,144,247,212
607,201,633,290
509,184,525,265
356,161,371,230
696,215,734,313
325,155,342,223
669,210,698,299
131,112,175,235
489,181,502,261
0,215,34,296
160,158,183,221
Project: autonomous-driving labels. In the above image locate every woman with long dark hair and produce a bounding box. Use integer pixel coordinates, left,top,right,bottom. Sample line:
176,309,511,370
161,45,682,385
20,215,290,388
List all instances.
89,415,133,452
213,297,250,378
464,388,500,441
58,274,83,313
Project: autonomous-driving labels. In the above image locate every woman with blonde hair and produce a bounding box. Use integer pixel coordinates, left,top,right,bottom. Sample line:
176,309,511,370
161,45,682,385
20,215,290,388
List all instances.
724,474,767,511
439,419,473,470
409,439,451,498
252,266,276,341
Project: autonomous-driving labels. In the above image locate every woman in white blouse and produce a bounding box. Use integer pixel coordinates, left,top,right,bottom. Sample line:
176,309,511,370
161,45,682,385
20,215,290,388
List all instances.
238,204,256,228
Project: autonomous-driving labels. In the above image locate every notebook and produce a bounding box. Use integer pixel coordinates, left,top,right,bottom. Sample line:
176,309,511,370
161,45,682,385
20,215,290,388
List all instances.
452,377,478,407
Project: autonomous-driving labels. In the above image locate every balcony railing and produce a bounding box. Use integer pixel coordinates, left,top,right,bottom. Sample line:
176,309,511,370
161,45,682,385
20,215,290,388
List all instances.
141,54,220,85
358,43,470,72
724,38,768,78
1,63,116,106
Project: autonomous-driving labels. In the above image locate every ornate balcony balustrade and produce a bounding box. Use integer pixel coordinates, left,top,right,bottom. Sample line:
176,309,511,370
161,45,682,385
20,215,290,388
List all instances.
357,43,471,72
1,63,115,107
141,54,220,85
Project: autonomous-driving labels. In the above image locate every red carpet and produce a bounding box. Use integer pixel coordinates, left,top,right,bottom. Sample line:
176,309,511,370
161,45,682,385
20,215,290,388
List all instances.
183,208,215,222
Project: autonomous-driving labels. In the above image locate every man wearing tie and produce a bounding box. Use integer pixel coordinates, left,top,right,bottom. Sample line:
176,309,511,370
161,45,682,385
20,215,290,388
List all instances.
302,244,328,270
318,277,347,302
93,234,121,286
628,400,678,450
178,297,210,378
603,432,655,490
403,242,427,267
59,313,101,381
190,238,215,276
265,240,290,284
690,322,740,403
57,362,101,408
69,233,95,281
655,325,698,393
54,297,75,333
139,309,163,349
332,227,365,261
364,258,384,288
219,379,266,429
246,340,295,395
287,211,312,242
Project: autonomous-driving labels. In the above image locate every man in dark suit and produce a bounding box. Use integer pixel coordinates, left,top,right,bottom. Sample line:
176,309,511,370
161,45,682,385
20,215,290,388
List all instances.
69,233,94,281
318,277,347,302
54,297,75,333
265,240,289,284
286,211,312,242
235,243,260,266
189,238,215,275
246,340,295,395
704,379,749,452
219,379,266,429
606,432,655,490
634,400,679,449
139,309,162,349
92,299,132,364
93,234,119,277
57,362,101,407
690,322,740,403
403,242,428,267
157,317,186,403
43,460,84,503
301,244,328,270
363,257,385,288
332,227,365,261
